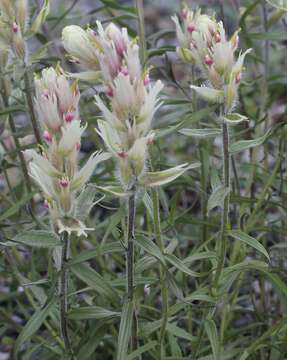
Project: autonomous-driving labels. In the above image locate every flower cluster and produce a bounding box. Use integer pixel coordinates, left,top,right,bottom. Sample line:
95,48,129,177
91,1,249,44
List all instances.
172,7,251,114
63,22,190,190
0,0,49,61
25,67,109,236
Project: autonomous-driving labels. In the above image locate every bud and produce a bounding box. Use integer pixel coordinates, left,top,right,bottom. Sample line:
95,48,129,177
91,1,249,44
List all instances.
187,24,195,33
64,112,75,123
117,150,127,158
12,22,19,33
43,130,52,143
59,178,69,188
177,47,194,63
15,0,28,32
182,8,188,19
120,66,129,76
12,27,27,60
62,25,100,70
105,86,114,97
204,54,213,66
105,23,127,56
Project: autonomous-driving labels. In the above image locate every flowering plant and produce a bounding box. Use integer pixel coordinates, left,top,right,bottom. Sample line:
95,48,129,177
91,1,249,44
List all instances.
25,67,110,236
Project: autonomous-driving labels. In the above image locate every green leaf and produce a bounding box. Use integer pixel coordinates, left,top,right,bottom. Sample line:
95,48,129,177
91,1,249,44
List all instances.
229,129,272,154
165,254,200,277
95,185,130,197
136,235,166,264
12,230,62,248
99,0,136,13
166,323,197,342
141,163,200,187
14,297,56,356
178,128,221,138
0,192,35,222
0,105,26,118
223,113,248,126
127,341,157,360
148,46,176,58
75,184,99,221
117,301,133,360
204,319,220,360
68,306,120,320
248,31,287,41
69,242,124,266
267,0,287,11
207,186,230,213
228,230,270,261
190,86,224,103
26,0,50,37
71,264,119,302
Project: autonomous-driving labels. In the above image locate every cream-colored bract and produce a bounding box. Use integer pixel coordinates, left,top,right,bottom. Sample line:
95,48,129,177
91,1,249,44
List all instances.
62,20,193,190
173,6,252,113
24,67,109,236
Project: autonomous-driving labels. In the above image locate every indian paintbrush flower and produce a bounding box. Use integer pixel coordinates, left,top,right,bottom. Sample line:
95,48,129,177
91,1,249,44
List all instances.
63,21,192,191
0,0,50,62
24,66,110,236
172,6,251,115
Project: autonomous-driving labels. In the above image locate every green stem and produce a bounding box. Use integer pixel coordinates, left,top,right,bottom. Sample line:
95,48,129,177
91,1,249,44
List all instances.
59,231,75,359
23,67,42,146
127,190,138,351
151,188,168,359
1,78,32,194
213,119,230,289
134,0,146,64
245,137,283,232
5,248,64,351
199,143,208,245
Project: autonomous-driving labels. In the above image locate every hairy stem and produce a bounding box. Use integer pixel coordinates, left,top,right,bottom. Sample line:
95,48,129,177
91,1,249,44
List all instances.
127,190,138,351
1,78,32,194
213,119,230,289
24,68,42,146
151,188,168,359
59,231,75,359
134,0,146,64
5,249,64,351
199,143,208,245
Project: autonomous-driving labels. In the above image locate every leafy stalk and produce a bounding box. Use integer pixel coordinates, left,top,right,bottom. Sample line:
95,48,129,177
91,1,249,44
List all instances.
213,117,230,290
23,67,42,146
151,188,168,359
134,0,146,64
127,189,138,351
1,78,32,195
59,231,75,359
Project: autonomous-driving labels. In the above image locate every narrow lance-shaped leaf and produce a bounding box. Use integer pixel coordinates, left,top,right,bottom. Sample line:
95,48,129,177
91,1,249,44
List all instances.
266,0,287,11
178,128,222,138
26,0,50,37
229,129,272,154
165,253,200,277
190,85,224,103
71,264,119,302
12,230,62,248
136,235,166,264
96,185,130,197
207,186,230,213
0,192,35,222
204,319,220,360
127,341,157,360
223,113,249,126
14,297,56,356
228,230,270,261
68,306,120,320
140,163,200,187
117,301,133,360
